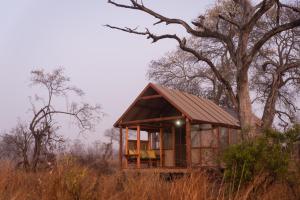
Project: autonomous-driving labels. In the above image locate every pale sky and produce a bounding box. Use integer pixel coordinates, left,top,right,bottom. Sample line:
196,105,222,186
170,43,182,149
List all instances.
0,0,214,143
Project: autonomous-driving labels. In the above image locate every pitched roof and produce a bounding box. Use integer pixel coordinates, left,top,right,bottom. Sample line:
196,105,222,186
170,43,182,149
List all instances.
114,83,240,128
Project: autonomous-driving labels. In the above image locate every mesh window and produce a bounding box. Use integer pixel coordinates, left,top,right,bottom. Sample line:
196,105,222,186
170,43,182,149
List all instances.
163,131,173,149
220,127,229,151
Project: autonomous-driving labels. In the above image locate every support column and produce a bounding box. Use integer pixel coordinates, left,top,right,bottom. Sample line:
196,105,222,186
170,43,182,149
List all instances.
159,127,163,167
119,127,123,169
185,118,191,168
228,128,231,144
217,127,220,168
125,127,129,168
148,131,153,168
137,125,141,169
172,126,175,167
148,131,151,150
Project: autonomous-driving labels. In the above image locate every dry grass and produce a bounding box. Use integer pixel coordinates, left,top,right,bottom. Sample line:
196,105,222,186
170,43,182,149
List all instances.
0,159,299,200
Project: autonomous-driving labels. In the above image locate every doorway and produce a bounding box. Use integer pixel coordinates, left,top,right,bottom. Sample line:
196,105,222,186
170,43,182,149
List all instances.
174,126,186,167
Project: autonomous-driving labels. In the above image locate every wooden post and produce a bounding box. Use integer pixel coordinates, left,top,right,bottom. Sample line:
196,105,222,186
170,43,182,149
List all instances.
137,125,141,169
148,132,152,167
228,128,231,145
159,127,163,167
119,127,123,169
217,127,220,148
217,127,220,168
148,132,151,150
172,126,175,167
185,118,192,168
125,127,129,168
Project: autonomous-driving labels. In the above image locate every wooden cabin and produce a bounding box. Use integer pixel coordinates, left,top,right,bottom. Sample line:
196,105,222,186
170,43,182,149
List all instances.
114,83,241,170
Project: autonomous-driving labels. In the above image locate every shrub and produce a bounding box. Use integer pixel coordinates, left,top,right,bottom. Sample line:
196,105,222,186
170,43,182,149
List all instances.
222,125,300,188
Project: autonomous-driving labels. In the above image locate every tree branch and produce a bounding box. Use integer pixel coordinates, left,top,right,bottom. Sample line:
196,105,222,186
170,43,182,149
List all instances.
218,15,241,29
281,61,300,73
243,0,276,31
279,2,300,13
249,18,300,62
107,0,236,60
108,0,196,34
106,24,239,108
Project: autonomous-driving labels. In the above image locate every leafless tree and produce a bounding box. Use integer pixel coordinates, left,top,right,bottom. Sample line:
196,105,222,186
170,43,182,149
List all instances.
106,0,300,134
0,122,32,170
103,128,120,160
251,8,300,129
147,39,236,108
147,6,300,129
104,128,119,144
28,68,103,171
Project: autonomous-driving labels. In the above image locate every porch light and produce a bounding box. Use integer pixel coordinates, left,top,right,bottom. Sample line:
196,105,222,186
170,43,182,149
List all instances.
175,120,182,126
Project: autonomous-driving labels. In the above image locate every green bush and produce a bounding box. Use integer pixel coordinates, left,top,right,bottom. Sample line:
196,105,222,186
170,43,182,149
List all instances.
222,125,300,187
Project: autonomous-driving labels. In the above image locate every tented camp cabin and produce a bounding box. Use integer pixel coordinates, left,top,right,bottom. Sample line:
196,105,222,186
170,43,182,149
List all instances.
114,83,241,170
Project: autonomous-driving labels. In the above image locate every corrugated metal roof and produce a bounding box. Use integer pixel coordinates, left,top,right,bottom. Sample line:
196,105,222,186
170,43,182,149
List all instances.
114,83,240,128
152,84,240,127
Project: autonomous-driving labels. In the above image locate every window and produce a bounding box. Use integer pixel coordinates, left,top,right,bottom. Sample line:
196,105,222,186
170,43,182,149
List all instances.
230,129,238,144
201,129,214,147
191,124,214,148
191,125,201,148
150,130,173,150
163,131,173,149
220,127,229,150
151,132,159,149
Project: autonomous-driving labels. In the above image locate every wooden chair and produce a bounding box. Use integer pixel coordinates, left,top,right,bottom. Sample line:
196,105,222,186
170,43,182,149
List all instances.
146,150,160,167
124,140,160,168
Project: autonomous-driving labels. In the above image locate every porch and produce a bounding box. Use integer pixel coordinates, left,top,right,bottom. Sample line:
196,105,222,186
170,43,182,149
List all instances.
119,117,191,169
114,83,241,170
119,122,240,170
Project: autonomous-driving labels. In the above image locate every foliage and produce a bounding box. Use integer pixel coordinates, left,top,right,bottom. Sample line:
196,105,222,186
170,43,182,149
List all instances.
223,125,300,187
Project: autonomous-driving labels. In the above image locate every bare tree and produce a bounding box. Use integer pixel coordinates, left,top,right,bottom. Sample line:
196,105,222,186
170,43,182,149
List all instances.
147,39,236,108
147,6,300,129
0,122,32,170
106,0,300,134
104,128,119,144
251,8,300,129
103,128,121,161
28,68,103,171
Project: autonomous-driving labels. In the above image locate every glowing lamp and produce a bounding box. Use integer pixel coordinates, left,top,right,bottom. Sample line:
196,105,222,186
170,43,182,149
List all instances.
175,120,181,126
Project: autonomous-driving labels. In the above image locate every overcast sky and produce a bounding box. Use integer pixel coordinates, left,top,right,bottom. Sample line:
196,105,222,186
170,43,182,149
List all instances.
0,0,215,144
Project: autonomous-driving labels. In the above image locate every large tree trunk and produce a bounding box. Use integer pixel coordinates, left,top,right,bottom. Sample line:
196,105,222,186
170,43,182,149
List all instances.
31,135,42,172
261,75,281,129
237,68,254,137
235,32,256,137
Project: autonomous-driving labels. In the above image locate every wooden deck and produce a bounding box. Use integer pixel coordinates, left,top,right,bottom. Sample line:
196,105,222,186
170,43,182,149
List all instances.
122,167,192,174
122,168,191,180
